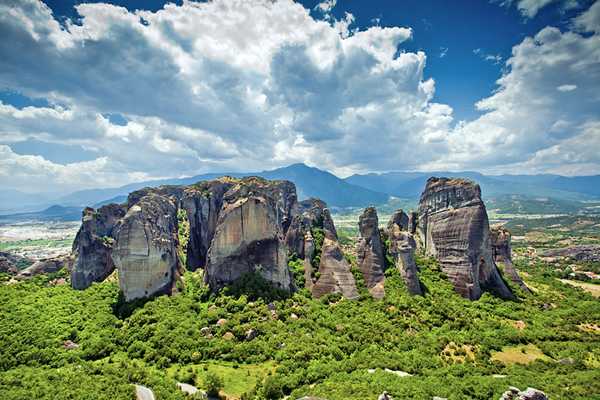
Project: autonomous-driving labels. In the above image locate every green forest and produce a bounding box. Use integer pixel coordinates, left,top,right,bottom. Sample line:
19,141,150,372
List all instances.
0,254,599,400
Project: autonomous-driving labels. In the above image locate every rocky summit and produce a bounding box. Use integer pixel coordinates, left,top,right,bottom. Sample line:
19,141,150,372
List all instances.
417,177,514,300
385,210,423,295
356,207,386,299
68,175,531,303
70,176,361,300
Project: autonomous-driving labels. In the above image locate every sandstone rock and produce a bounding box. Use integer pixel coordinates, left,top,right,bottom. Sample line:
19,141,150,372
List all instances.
500,386,548,400
245,328,258,341
71,204,126,290
216,318,227,327
356,207,386,299
200,327,211,336
541,244,600,263
17,255,71,278
387,214,422,295
222,331,235,340
180,179,234,270
312,235,359,299
0,252,21,275
490,225,531,294
112,193,180,301
63,340,79,350
417,177,513,300
387,209,409,231
205,178,293,292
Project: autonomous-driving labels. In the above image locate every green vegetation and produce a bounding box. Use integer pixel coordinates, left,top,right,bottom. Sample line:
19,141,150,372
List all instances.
177,208,190,268
0,238,73,252
1,251,599,399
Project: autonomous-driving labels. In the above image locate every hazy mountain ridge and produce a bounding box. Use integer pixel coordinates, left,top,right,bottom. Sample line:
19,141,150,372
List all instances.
2,163,599,216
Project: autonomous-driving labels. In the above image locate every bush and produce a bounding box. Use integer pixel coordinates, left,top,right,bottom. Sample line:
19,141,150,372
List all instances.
204,371,223,397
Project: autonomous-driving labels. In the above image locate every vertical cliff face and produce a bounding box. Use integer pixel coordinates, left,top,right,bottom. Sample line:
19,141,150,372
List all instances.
112,193,180,301
311,207,359,299
71,204,126,289
490,225,531,293
180,180,233,270
204,178,295,292
386,211,423,295
417,177,514,300
356,207,386,299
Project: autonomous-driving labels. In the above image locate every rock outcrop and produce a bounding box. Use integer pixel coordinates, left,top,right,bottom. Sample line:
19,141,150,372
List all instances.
180,180,234,270
112,193,181,301
311,207,358,299
417,177,513,300
17,255,71,278
500,386,548,400
0,252,21,275
540,244,600,263
71,204,126,289
356,207,386,299
205,178,294,292
386,212,422,295
490,225,531,293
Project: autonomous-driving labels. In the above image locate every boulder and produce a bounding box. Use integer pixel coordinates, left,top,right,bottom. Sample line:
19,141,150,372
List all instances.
417,177,513,300
71,204,126,290
205,178,294,292
356,207,386,299
387,215,422,295
490,225,531,293
112,193,180,301
500,386,548,400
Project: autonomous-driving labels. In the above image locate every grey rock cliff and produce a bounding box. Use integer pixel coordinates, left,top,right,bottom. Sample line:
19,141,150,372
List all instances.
204,178,294,292
356,207,386,299
71,204,126,289
417,177,513,300
490,225,531,294
387,211,422,295
112,193,180,301
311,207,358,299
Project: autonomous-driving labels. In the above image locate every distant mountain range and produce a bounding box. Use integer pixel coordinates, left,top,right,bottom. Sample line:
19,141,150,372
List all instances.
2,163,600,218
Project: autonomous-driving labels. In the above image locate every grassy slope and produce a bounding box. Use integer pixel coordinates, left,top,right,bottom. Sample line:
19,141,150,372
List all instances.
0,257,599,400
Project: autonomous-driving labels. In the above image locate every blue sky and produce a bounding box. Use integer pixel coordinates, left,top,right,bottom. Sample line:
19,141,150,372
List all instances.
0,0,599,193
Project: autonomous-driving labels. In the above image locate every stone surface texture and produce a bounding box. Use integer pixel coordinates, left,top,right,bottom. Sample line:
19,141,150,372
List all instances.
71,204,126,289
490,225,531,293
386,212,423,295
417,177,513,300
112,193,180,301
356,207,386,299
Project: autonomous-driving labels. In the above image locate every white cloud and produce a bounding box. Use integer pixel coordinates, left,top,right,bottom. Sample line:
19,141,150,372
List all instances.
439,4,600,174
496,0,579,18
0,0,598,194
557,84,577,91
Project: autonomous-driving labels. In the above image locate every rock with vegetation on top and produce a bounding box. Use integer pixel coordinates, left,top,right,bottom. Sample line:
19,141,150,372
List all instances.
204,178,295,292
112,193,180,301
17,255,72,278
356,207,386,299
417,177,513,300
490,225,531,293
311,208,359,299
71,204,126,290
386,212,423,295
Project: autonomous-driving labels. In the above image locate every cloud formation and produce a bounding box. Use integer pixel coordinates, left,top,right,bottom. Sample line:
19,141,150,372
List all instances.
0,0,598,192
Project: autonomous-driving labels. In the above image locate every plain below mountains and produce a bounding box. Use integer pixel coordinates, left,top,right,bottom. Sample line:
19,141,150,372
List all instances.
2,163,600,218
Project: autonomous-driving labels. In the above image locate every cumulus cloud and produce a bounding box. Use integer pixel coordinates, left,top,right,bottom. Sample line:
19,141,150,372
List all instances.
0,0,598,193
438,3,600,173
496,0,579,18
